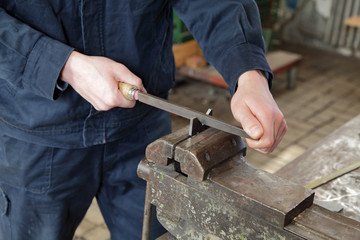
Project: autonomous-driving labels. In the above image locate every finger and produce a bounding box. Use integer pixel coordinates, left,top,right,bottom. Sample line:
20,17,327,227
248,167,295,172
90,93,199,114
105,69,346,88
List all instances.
101,81,136,109
94,91,136,110
267,118,283,153
236,106,264,140
115,88,136,108
269,120,287,153
256,148,270,154
246,117,275,151
114,65,147,93
112,68,143,107
258,119,287,154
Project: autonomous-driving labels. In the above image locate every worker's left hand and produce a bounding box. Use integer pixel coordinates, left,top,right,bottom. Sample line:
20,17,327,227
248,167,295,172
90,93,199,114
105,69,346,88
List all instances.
231,70,287,154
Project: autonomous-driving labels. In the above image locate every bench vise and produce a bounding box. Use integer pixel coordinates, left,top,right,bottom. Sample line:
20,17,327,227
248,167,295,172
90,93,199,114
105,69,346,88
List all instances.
137,124,360,239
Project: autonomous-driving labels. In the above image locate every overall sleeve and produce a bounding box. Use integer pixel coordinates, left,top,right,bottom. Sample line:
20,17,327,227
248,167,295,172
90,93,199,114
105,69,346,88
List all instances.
172,0,273,95
0,8,73,100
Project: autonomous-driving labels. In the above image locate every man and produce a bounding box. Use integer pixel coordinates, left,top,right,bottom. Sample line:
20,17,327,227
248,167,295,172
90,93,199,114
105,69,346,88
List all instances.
0,0,286,239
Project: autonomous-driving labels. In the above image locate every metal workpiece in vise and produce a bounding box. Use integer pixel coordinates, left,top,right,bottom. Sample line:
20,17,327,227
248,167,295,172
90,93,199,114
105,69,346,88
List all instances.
137,121,360,239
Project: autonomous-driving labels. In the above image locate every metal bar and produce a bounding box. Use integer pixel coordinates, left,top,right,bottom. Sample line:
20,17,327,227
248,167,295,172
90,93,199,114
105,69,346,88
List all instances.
304,159,360,189
142,182,153,240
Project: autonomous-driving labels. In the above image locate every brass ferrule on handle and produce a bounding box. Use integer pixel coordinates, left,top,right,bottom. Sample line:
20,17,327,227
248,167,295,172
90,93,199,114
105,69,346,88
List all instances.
118,82,139,101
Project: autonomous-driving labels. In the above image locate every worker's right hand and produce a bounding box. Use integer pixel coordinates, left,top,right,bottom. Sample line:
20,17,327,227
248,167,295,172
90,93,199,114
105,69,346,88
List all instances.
60,51,146,111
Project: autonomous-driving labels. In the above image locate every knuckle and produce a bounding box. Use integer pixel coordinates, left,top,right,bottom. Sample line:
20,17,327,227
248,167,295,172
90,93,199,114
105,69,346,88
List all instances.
102,96,118,109
263,107,273,117
115,63,126,74
261,147,272,154
132,78,143,88
233,108,250,124
117,63,125,70
257,104,274,117
121,101,136,109
277,112,285,122
98,104,112,111
233,112,244,125
262,107,283,121
246,141,257,150
283,122,288,132
261,138,273,149
256,148,271,154
93,104,105,111
264,148,273,154
102,106,112,111
230,98,237,110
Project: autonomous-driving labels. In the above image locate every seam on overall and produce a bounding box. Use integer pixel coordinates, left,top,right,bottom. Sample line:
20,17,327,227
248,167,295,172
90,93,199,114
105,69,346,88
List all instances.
97,0,105,56
0,186,11,239
80,0,86,52
0,187,9,216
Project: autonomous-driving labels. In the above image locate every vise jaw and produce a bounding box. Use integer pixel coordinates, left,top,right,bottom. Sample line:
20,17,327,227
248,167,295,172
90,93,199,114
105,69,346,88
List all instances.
137,126,315,239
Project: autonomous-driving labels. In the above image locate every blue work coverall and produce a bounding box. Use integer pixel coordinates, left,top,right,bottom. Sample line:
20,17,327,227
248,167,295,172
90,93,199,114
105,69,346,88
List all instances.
0,0,272,239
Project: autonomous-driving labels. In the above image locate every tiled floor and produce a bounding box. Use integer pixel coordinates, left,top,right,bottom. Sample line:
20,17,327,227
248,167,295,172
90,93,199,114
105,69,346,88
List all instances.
248,44,360,173
74,44,360,239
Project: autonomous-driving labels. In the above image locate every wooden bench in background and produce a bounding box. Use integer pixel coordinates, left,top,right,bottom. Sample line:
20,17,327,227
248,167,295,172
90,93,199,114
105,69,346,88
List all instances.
174,40,302,89
267,50,302,89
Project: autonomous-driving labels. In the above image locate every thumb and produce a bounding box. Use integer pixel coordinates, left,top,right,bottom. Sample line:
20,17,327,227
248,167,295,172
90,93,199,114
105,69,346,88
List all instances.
238,107,264,140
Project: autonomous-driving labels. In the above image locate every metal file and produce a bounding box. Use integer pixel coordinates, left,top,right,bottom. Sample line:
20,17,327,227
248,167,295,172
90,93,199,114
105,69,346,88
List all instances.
118,82,253,139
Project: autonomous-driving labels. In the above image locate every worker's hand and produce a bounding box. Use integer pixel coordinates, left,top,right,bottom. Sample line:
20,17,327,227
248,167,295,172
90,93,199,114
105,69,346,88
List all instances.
60,51,146,111
231,70,287,154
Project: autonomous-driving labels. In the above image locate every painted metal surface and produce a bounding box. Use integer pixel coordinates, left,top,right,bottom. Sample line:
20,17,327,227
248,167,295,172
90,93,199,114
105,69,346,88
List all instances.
139,158,308,240
286,204,360,239
138,123,360,239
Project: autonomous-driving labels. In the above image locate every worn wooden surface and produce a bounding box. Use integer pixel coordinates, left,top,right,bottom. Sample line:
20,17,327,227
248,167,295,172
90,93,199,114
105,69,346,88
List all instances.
276,114,360,222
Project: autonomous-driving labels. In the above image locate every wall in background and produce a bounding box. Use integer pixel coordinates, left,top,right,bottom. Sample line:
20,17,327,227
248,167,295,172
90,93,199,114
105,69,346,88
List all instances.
277,0,360,57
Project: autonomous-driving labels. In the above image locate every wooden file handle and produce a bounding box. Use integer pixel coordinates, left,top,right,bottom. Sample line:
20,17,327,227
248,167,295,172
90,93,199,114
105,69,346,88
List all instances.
118,82,139,101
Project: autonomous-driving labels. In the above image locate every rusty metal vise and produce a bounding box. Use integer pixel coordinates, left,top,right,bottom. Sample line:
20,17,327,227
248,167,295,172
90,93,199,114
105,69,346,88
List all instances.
137,122,360,239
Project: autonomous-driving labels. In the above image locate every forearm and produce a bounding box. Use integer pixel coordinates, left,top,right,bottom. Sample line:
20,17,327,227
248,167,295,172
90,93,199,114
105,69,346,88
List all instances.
0,8,73,100
172,0,273,95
